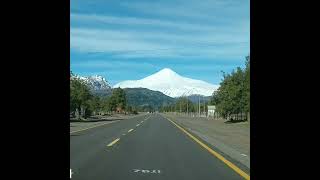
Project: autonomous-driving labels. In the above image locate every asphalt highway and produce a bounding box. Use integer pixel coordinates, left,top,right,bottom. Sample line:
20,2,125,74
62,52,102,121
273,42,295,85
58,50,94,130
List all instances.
70,113,249,180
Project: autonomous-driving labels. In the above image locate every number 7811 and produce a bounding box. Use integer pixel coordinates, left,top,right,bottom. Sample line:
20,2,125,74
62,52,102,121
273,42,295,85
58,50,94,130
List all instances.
133,169,161,174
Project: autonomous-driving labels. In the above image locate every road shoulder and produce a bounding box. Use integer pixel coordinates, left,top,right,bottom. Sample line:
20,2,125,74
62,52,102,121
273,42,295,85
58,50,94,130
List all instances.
161,113,250,170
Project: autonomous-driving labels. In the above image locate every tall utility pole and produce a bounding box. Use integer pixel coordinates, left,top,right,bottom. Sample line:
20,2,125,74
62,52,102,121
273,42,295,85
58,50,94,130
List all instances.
181,92,187,116
187,98,188,115
180,99,182,114
198,95,201,117
188,88,195,116
204,97,207,117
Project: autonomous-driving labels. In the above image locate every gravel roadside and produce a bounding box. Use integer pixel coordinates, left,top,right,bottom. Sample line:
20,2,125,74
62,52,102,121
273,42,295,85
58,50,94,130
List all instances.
161,113,250,169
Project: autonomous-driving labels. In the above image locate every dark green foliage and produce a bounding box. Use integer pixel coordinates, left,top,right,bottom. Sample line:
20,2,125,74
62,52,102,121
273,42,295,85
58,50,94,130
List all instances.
94,88,175,111
124,88,174,110
107,87,127,112
159,97,196,113
210,55,250,117
70,76,93,114
86,96,102,115
70,73,128,118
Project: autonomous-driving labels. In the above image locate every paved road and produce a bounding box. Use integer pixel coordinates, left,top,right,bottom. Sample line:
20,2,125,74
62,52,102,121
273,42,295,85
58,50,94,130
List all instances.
70,113,248,180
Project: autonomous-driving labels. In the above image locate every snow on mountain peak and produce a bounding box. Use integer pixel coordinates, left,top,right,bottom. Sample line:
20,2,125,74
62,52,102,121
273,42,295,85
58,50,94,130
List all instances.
157,68,177,75
71,74,111,90
113,68,219,97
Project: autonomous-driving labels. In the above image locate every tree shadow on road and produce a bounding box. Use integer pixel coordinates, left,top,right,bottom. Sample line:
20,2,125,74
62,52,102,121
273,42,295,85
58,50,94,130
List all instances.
70,134,81,136
224,119,247,124
70,118,124,123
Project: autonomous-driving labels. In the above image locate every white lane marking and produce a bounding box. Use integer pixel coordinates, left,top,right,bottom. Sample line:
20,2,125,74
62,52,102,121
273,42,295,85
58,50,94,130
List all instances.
70,114,150,134
70,169,73,178
241,153,247,157
144,116,151,121
136,124,140,127
70,121,119,134
122,133,126,136
142,170,150,173
107,138,120,147
128,129,134,133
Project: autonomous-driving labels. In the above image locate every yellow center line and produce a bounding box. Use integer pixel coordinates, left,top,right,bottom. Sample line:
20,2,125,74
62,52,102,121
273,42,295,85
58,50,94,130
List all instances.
107,138,120,147
128,129,134,133
164,116,250,180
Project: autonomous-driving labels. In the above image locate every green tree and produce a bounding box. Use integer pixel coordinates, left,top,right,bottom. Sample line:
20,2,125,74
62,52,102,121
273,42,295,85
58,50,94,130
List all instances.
87,96,102,115
126,105,133,113
211,55,250,119
108,88,127,112
244,55,250,113
70,76,93,118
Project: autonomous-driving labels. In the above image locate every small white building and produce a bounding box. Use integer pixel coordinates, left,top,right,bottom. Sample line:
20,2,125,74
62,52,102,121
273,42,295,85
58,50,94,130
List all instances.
207,105,215,117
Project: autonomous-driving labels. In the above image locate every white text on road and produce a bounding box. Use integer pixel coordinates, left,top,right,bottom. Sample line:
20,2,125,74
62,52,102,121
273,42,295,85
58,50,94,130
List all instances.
133,169,161,174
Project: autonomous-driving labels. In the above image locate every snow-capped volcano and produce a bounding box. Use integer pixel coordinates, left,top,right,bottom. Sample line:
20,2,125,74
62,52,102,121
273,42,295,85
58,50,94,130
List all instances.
113,68,218,97
71,74,111,90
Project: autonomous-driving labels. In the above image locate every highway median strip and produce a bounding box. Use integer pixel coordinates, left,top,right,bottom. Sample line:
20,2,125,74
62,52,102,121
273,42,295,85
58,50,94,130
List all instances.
164,116,250,180
107,138,120,147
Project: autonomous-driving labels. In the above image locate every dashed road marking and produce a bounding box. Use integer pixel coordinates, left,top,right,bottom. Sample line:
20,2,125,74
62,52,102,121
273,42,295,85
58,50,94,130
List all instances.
241,154,247,157
136,124,140,127
70,114,150,134
128,129,134,133
70,121,119,134
70,169,73,178
107,138,120,147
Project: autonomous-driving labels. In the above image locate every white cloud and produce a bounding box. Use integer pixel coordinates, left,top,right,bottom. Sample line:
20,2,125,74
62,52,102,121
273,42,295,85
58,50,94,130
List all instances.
71,60,157,69
119,0,248,21
70,0,249,59
71,26,249,59
71,13,224,33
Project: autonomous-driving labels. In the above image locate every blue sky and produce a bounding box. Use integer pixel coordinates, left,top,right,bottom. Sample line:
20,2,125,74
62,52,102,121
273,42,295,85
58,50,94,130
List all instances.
71,0,250,86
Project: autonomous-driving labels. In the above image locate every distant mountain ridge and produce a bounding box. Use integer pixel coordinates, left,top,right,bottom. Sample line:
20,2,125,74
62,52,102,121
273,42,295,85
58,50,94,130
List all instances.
113,68,218,97
186,95,211,103
71,74,111,91
125,88,174,109
92,87,175,110
71,71,213,110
